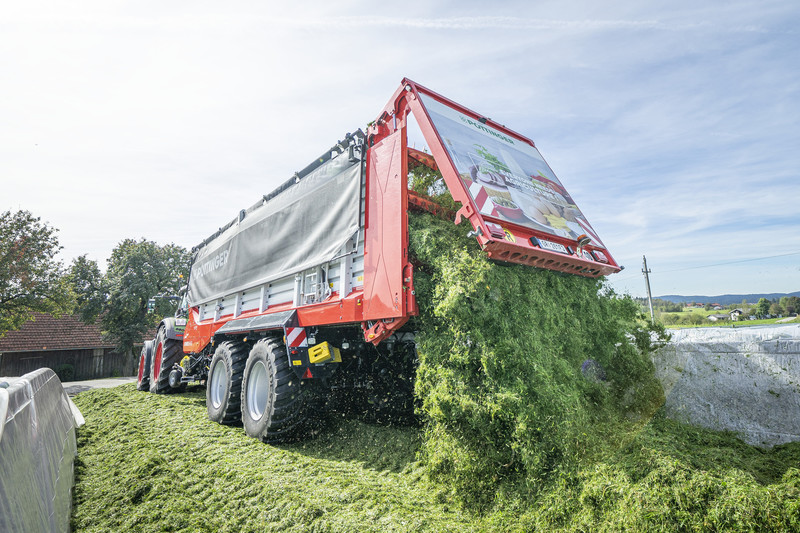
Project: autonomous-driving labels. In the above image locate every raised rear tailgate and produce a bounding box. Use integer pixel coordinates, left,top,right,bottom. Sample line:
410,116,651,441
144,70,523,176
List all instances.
384,79,621,278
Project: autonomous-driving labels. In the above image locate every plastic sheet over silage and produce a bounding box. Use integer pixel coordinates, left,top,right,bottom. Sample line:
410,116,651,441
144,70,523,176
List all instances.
0,368,84,533
653,324,800,447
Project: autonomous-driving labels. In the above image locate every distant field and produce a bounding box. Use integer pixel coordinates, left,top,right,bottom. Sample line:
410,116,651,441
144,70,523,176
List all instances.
658,305,799,329
665,315,799,329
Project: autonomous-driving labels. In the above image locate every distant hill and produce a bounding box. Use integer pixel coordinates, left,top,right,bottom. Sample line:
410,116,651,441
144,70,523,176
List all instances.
655,291,800,305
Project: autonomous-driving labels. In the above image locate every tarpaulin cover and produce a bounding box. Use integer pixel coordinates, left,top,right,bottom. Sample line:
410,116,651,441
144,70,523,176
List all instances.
0,368,84,532
188,151,362,306
653,324,800,447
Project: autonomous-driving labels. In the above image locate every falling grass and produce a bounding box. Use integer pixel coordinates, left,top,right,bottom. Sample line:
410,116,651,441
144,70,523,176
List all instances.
408,212,667,507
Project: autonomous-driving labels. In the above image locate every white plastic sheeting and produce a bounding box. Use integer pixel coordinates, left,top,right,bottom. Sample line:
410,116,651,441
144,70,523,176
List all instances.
0,368,84,532
653,324,800,447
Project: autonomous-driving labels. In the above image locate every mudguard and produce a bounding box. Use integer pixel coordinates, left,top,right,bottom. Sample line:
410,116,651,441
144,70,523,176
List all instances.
160,316,187,341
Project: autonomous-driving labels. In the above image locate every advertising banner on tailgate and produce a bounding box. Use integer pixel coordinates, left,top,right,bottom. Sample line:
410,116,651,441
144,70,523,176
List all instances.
417,92,607,250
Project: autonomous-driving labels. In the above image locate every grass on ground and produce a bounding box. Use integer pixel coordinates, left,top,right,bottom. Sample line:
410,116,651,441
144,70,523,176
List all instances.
71,384,800,532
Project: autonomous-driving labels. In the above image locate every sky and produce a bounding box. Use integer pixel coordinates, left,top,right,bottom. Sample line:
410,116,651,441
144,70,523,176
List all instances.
2,1,799,299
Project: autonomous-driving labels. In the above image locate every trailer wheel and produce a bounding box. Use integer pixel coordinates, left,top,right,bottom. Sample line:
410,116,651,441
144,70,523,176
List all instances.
206,341,248,425
241,338,317,443
149,327,184,394
136,340,154,391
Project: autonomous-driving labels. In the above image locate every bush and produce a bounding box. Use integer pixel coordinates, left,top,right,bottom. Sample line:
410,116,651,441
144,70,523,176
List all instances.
408,212,665,507
54,363,75,382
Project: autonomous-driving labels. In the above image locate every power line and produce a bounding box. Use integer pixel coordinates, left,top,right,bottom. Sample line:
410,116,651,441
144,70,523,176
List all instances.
614,250,800,281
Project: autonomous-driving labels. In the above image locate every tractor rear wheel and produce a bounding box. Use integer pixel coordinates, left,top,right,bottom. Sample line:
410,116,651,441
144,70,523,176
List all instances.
149,327,184,394
136,340,154,391
206,341,248,425
241,338,318,443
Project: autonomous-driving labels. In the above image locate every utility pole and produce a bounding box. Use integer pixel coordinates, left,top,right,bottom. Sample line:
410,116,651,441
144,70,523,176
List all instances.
642,255,654,322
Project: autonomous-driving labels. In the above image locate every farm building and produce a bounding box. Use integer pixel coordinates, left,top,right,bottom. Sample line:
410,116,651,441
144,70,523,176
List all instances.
0,313,140,380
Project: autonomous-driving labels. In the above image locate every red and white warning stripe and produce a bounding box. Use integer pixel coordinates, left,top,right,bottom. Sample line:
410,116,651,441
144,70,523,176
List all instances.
285,327,308,348
577,217,606,249
469,182,496,217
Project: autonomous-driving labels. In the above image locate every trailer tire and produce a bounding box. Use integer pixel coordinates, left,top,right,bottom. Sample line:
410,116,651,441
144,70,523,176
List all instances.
206,341,248,425
149,327,184,394
136,340,154,391
241,338,316,443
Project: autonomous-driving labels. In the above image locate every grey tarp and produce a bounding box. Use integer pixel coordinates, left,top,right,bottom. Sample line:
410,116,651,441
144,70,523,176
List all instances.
0,368,84,533
188,151,362,307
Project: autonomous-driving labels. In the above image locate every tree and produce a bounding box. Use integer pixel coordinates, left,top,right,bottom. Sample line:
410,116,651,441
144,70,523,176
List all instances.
67,255,106,323
756,297,771,317
0,210,73,336
70,238,190,360
779,296,799,316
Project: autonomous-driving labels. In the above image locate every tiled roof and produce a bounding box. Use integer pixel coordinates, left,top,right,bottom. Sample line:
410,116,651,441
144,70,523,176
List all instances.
0,313,115,352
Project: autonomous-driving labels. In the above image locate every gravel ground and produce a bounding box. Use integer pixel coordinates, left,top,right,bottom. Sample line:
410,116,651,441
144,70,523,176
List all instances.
61,376,136,397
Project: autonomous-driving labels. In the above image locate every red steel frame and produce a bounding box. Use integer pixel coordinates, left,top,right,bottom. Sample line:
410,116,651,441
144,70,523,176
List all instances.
181,78,620,355
381,79,621,278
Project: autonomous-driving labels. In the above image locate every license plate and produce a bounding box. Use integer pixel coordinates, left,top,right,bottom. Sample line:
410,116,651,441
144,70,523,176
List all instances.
533,238,570,255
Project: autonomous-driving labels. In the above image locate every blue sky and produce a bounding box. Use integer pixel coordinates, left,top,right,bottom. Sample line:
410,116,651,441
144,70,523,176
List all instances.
2,1,798,299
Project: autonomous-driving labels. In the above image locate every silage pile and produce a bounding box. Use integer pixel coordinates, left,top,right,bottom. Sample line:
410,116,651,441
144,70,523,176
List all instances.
408,211,665,506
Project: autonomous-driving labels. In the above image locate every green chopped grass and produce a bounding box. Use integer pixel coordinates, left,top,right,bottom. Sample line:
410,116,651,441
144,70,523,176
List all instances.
71,385,483,532
72,386,800,531
408,212,667,507
71,211,800,531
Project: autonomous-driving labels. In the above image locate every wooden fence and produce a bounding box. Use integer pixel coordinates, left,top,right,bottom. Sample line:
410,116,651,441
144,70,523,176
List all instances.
0,347,135,381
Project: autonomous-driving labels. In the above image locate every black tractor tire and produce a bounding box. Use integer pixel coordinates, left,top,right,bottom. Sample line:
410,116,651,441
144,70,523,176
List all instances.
206,341,248,425
241,338,318,443
149,327,185,394
136,340,154,391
